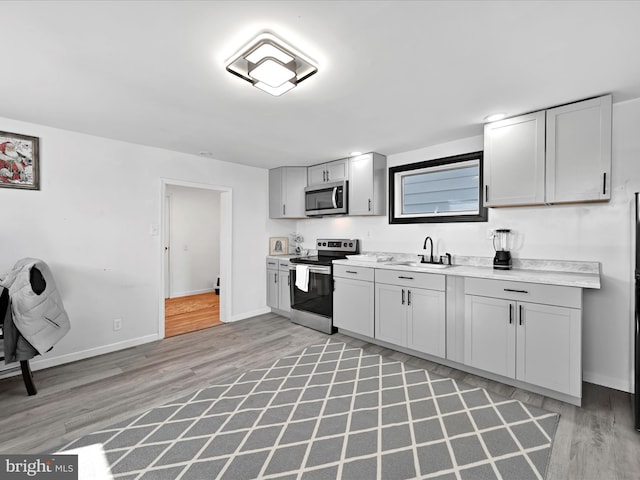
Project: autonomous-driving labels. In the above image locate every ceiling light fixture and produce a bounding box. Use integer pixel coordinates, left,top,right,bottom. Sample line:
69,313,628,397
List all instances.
485,113,506,122
226,32,318,97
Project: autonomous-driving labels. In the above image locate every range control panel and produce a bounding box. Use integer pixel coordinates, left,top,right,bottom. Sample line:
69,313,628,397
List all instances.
316,238,360,254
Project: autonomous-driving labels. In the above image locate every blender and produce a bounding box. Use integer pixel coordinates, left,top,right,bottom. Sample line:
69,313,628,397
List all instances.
492,229,513,270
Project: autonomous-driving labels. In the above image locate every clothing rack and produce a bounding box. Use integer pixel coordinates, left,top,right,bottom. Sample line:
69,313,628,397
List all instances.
0,288,37,396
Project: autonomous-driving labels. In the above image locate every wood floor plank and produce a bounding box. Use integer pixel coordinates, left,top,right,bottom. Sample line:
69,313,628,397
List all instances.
0,313,638,480
165,292,221,337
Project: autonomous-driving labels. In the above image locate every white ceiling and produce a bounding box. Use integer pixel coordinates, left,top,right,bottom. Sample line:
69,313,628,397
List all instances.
2,1,640,169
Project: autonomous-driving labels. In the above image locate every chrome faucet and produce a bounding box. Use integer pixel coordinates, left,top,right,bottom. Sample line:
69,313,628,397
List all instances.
422,236,434,263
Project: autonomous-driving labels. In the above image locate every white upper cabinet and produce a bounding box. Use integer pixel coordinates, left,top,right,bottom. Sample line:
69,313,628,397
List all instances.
348,152,387,216
307,158,348,186
484,111,546,207
483,95,612,207
546,95,612,203
269,166,307,218
307,164,326,186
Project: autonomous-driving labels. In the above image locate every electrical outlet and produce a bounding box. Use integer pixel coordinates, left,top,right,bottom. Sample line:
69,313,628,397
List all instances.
113,318,122,331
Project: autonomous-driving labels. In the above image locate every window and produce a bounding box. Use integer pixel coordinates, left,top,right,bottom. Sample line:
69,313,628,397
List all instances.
389,151,487,224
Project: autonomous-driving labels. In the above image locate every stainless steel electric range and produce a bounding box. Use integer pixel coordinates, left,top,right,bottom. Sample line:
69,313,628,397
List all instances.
289,238,360,334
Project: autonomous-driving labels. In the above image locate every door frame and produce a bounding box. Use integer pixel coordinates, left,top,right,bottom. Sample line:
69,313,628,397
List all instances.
164,193,172,299
159,178,232,337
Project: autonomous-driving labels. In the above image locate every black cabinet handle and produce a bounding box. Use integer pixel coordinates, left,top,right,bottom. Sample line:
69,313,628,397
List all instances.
401,289,405,305
287,275,290,286
282,204,286,216
509,303,513,324
274,273,278,283
408,290,411,306
368,199,372,211
519,304,523,325
504,288,528,294
603,172,607,195
346,270,358,274
398,276,414,280
485,185,489,203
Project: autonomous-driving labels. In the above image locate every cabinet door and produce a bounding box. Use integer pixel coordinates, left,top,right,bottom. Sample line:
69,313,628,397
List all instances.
546,95,612,203
282,167,307,218
269,167,307,218
375,283,406,346
407,288,446,357
349,154,374,215
483,111,546,207
278,271,291,313
268,168,284,218
516,302,581,397
334,277,374,337
326,159,348,183
307,164,327,186
266,269,279,308
464,295,515,378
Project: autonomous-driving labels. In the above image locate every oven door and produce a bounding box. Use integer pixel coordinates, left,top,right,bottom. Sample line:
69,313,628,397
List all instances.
290,265,333,318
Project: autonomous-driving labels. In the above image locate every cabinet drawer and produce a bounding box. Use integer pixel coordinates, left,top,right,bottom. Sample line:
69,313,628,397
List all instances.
333,264,374,282
375,269,445,291
278,260,291,271
464,277,581,309
266,258,278,270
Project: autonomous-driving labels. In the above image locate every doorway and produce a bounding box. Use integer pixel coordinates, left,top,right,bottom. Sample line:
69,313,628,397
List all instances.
160,179,232,338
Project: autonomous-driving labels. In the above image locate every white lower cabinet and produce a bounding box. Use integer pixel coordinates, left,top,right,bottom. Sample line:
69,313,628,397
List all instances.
333,265,374,337
330,264,585,403
266,259,279,309
406,287,447,357
375,270,446,358
375,283,407,345
278,270,291,313
516,301,581,396
266,258,291,315
464,278,582,398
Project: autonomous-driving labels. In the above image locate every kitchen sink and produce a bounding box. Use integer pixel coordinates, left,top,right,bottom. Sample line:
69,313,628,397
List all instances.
385,261,450,269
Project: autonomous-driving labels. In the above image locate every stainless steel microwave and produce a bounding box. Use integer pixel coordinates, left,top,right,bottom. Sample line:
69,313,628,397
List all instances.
304,181,348,216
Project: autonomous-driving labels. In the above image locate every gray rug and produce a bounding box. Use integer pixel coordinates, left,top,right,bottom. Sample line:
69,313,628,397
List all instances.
60,340,559,479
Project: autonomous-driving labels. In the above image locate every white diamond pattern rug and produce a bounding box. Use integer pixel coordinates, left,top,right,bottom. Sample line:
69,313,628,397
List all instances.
60,340,559,479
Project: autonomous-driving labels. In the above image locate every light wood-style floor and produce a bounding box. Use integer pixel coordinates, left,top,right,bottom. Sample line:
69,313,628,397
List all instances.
0,313,638,479
164,292,222,338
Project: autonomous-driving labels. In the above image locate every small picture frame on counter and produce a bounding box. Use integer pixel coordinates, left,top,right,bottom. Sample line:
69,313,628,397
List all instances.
269,236,289,255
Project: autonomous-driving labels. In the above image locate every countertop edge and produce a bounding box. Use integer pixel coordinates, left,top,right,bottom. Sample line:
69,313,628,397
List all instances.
331,259,601,290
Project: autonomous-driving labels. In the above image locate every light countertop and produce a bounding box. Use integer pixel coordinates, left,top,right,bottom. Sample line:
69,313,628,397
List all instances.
266,254,299,261
332,257,601,289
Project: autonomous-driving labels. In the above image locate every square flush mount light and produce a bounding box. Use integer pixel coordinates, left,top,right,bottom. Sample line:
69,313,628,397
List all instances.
226,32,318,96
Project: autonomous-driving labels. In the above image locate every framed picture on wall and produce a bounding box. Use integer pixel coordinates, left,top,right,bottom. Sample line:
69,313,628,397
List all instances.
0,130,39,190
269,237,289,255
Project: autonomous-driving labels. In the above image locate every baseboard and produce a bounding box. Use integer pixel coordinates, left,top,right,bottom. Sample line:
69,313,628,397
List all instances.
229,307,270,323
170,288,215,298
583,370,632,393
0,334,161,379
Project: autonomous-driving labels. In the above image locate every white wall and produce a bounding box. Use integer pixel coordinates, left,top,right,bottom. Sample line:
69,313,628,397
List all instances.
296,98,640,393
166,185,220,297
0,116,286,373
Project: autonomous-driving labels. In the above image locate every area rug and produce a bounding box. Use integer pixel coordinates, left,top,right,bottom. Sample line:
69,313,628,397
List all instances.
59,340,559,479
